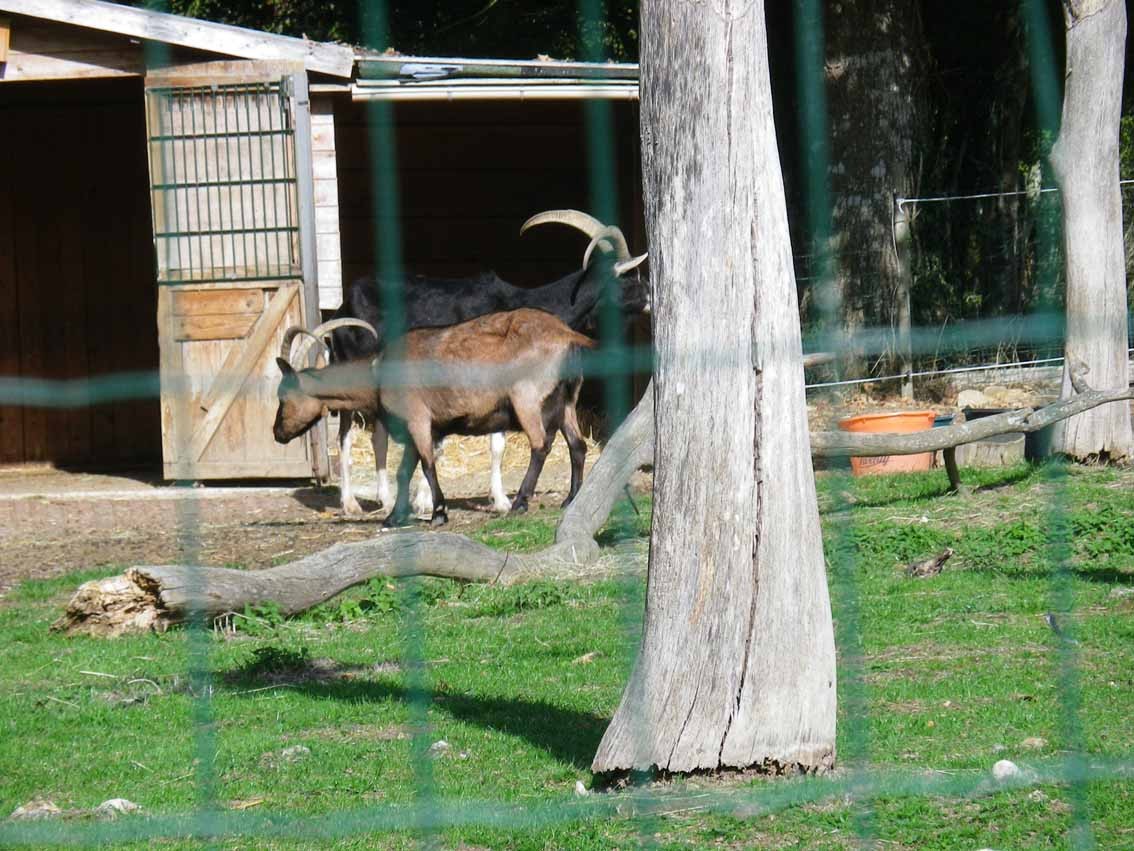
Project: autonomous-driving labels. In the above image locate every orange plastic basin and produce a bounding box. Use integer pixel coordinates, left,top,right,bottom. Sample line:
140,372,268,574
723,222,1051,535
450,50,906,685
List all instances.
837,410,937,476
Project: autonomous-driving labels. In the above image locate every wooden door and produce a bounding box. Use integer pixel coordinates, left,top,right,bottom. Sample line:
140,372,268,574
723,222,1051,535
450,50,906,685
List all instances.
145,70,327,480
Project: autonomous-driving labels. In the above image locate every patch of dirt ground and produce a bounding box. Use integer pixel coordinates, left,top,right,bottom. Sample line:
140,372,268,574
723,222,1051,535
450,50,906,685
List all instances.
0,429,605,597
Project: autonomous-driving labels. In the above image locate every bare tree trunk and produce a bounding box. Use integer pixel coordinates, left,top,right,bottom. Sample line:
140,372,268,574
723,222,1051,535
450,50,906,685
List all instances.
1049,0,1133,461
592,0,836,776
825,0,926,379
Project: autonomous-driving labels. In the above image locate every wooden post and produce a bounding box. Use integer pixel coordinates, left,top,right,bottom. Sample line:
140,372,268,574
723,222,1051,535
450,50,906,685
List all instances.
291,69,330,481
0,17,11,65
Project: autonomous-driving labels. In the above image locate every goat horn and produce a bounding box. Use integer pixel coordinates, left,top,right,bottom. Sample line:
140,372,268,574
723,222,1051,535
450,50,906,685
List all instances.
294,318,380,367
523,210,633,270
282,327,331,369
614,252,648,276
309,317,381,342
582,226,638,269
279,326,309,362
520,209,606,238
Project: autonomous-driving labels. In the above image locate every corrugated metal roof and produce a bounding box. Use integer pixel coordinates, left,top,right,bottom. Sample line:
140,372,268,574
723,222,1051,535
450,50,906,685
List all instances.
353,54,639,102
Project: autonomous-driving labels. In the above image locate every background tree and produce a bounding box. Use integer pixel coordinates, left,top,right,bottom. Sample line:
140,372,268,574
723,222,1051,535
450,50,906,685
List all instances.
591,0,836,775
822,0,930,393
1048,0,1133,461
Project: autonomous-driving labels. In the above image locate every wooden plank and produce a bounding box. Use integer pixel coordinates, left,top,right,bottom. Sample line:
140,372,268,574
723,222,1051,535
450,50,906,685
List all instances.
290,69,328,480
171,289,262,316
156,287,180,471
102,101,142,464
144,58,301,88
123,129,161,465
315,232,341,261
3,0,354,77
57,105,92,463
1,17,143,81
172,311,259,341
234,288,308,472
0,16,10,62
0,91,22,463
310,117,336,152
165,459,314,478
184,282,297,465
317,259,342,310
12,103,47,462
311,152,337,181
315,205,339,234
313,175,339,206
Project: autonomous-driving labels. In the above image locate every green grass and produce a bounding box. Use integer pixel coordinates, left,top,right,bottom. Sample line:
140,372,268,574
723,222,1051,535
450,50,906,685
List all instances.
1,462,1132,848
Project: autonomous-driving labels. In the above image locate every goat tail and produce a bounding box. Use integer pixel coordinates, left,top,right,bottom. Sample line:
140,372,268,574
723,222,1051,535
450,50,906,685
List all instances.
563,339,594,385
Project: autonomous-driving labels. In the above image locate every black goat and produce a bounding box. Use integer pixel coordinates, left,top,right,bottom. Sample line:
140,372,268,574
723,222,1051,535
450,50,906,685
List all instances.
307,209,647,516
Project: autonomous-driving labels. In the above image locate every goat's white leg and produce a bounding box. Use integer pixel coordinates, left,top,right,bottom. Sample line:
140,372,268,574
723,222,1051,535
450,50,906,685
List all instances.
338,415,363,516
372,419,391,509
411,438,440,515
489,432,510,512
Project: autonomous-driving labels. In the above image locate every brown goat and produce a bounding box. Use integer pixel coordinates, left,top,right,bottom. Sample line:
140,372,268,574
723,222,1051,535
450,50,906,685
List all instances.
274,308,595,528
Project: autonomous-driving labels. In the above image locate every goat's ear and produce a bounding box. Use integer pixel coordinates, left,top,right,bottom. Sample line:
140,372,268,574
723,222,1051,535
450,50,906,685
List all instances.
276,357,295,376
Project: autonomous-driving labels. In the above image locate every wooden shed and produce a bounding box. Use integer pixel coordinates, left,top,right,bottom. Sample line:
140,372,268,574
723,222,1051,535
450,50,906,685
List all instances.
0,0,352,479
0,0,645,481
331,55,649,427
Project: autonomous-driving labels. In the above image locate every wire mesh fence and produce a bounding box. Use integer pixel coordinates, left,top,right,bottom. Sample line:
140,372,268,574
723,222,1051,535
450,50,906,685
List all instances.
0,0,1132,848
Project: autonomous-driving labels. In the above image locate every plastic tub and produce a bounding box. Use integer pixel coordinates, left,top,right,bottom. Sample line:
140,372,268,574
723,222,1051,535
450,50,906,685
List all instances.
838,410,938,476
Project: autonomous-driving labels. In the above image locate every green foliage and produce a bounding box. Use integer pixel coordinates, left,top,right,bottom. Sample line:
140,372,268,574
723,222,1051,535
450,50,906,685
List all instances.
1072,503,1134,559
463,580,569,618
232,601,285,637
138,0,639,60
472,513,557,552
236,644,312,678
2,467,1133,848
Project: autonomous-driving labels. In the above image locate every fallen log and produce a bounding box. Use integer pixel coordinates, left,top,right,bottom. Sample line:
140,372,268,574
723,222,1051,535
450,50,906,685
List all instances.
53,535,604,636
55,363,1129,636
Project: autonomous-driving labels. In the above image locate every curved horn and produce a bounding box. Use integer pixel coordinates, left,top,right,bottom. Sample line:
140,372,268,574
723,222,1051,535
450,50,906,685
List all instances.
520,209,606,239
282,327,331,369
279,326,310,362
293,318,380,367
308,317,381,342
582,226,635,268
614,252,648,276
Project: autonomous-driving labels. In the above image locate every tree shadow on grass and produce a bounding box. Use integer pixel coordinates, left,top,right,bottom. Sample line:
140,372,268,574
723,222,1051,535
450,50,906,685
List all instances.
818,464,1041,512
227,671,610,770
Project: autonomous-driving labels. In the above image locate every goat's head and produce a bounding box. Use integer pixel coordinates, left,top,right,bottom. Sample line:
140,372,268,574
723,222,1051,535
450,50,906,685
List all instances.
273,357,327,444
520,210,649,313
272,319,379,444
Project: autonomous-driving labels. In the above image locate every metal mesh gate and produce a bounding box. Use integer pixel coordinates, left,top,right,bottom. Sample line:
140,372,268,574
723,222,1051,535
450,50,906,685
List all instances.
145,80,301,285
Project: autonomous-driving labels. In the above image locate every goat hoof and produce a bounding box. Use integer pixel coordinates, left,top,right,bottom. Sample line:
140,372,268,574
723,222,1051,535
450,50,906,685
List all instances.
383,512,412,529
342,499,364,516
429,510,448,528
509,501,529,515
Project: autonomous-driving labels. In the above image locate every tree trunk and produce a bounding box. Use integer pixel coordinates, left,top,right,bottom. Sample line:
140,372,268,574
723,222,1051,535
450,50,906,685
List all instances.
592,0,836,775
1049,0,1133,461
825,0,926,378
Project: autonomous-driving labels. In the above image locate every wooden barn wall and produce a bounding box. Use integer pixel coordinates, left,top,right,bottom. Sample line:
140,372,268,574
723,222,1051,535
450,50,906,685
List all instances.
334,98,645,293
0,79,160,467
333,98,650,426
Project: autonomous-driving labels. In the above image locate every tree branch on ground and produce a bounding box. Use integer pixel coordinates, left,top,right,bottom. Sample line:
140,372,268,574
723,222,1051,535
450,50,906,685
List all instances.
54,363,1130,637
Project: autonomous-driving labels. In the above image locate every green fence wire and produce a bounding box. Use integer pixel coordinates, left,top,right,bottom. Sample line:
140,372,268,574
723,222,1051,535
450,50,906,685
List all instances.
0,0,1131,847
